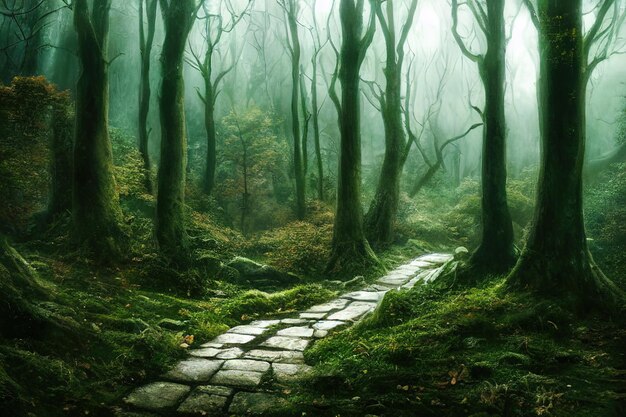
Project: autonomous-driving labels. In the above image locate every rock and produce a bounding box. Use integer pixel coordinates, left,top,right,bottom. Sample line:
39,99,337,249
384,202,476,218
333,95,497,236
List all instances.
248,319,281,327
176,386,230,414
313,329,328,338
189,347,222,358
222,359,271,373
418,253,453,264
227,325,268,336
341,291,383,302
210,333,256,345
312,320,347,331
157,318,186,331
124,382,190,410
243,349,305,364
306,299,349,313
272,363,313,382
276,326,314,338
210,369,264,388
228,392,288,415
410,260,435,268
163,359,223,382
454,246,469,260
227,257,301,285
280,318,309,325
261,336,310,351
326,302,376,322
299,312,326,319
376,274,410,287
215,347,245,359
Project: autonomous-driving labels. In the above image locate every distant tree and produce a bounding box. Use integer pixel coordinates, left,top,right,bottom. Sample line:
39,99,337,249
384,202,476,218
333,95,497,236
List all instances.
72,0,127,260
218,107,287,236
279,0,306,219
137,0,158,193
507,0,624,307
363,0,418,246
451,0,515,275
155,0,197,261
326,0,379,273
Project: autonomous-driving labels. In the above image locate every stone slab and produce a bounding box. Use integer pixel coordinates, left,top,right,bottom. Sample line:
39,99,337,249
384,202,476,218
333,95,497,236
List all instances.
124,382,190,410
326,302,376,322
210,369,264,388
210,333,256,345
276,326,314,338
272,363,313,382
312,320,347,331
305,299,350,313
299,312,326,319
163,359,223,383
243,349,305,364
418,253,453,264
176,386,229,414
248,319,281,327
228,392,288,415
341,291,384,302
222,359,271,373
227,325,268,336
261,336,310,351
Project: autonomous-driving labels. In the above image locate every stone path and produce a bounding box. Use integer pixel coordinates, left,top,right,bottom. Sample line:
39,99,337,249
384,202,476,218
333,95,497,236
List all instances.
121,253,452,416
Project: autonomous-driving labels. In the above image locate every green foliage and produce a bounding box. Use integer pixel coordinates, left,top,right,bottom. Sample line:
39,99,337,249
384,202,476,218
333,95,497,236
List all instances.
110,128,153,202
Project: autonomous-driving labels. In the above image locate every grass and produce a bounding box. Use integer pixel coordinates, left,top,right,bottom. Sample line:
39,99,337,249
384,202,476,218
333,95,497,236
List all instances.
290,279,626,417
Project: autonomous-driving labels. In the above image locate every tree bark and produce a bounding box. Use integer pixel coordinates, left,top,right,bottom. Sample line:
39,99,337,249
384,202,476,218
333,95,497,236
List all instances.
156,0,195,261
507,0,623,309
72,0,127,260
326,0,379,274
138,0,157,194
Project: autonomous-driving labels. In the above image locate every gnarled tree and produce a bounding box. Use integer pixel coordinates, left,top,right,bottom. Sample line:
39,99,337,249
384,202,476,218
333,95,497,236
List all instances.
363,0,417,246
326,0,379,273
72,0,127,260
507,0,624,308
156,0,197,261
451,0,515,274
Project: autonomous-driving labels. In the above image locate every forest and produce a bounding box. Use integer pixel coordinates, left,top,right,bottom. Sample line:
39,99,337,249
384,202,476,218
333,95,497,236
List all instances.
0,0,625,416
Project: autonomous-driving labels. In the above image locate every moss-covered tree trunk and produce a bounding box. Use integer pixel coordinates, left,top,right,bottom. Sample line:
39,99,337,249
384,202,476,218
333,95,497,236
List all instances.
72,0,126,260
471,1,515,272
365,0,417,247
155,0,195,261
138,0,157,194
506,0,622,308
203,77,217,195
326,0,379,273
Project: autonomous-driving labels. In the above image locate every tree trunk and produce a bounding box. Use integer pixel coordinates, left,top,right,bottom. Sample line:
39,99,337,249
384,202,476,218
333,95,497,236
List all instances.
311,56,324,201
286,3,306,219
470,1,515,273
203,78,217,195
506,0,622,308
156,0,195,261
326,0,379,273
138,0,157,194
72,0,127,260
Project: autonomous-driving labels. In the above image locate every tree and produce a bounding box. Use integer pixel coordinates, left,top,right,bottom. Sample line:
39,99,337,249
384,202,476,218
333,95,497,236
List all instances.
155,0,197,261
279,0,306,219
137,0,158,193
326,0,379,273
72,0,127,260
451,0,515,274
507,0,623,307
363,0,417,246
188,0,249,196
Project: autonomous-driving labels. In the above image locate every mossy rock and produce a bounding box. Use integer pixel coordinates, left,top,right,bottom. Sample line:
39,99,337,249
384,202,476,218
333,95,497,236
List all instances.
226,257,301,285
498,352,531,366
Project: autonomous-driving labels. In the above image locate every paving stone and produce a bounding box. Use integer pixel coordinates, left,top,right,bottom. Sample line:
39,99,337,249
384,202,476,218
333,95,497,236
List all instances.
280,318,309,325
261,336,310,351
326,302,377,322
410,260,436,268
243,349,305,364
299,312,326,319
163,359,223,383
189,347,222,358
418,253,453,264
200,342,223,348
313,329,328,338
227,325,268,336
312,320,347,331
272,363,313,382
377,275,410,287
393,266,420,275
176,386,230,414
215,347,244,359
276,326,314,338
341,291,384,302
228,392,289,415
124,381,190,410
305,299,350,313
249,319,281,327
222,359,271,373
210,369,264,388
210,333,256,345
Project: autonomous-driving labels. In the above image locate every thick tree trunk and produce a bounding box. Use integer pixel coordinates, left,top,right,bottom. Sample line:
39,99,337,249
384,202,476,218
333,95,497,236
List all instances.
203,79,217,195
311,58,324,201
72,0,126,260
507,0,622,308
156,0,195,261
469,1,515,273
327,0,379,273
138,0,157,194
